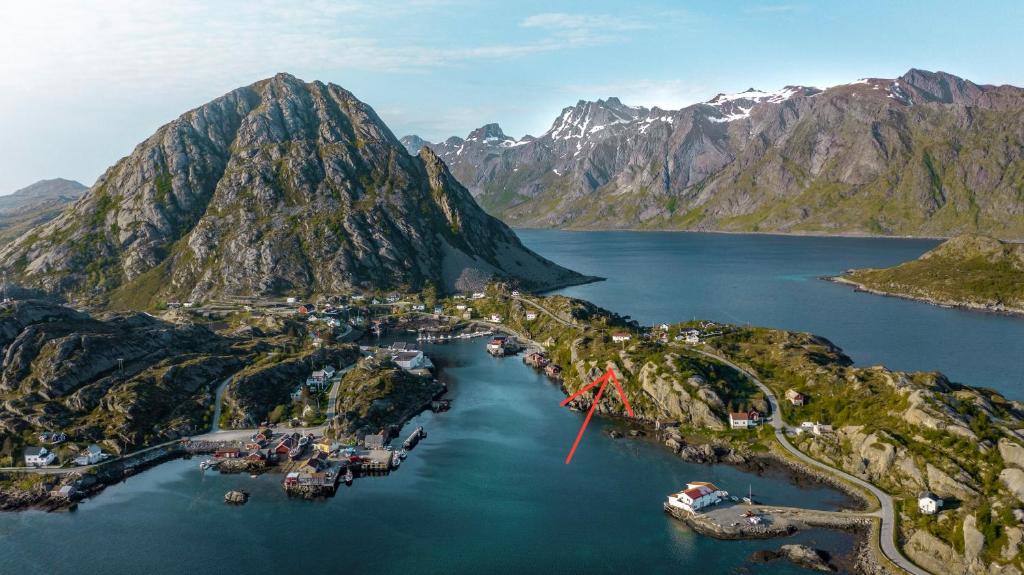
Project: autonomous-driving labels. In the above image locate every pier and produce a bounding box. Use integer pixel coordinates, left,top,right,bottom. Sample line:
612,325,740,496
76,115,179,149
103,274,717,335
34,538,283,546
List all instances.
665,502,871,540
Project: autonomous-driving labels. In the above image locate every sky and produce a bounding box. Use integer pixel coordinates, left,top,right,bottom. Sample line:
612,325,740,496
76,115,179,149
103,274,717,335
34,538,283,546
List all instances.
1,0,1022,193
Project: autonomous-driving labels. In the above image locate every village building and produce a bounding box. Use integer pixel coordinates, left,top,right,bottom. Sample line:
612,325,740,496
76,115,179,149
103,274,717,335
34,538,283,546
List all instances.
393,350,432,371
24,446,56,467
918,492,943,515
51,485,77,500
611,332,631,343
797,421,833,436
364,432,386,449
297,303,316,314
286,297,297,304
411,304,425,311
544,364,563,379
214,448,241,459
433,306,444,315
38,431,67,444
729,410,761,429
471,292,486,299
785,389,805,406
455,304,467,310
524,352,549,367
525,312,537,320
665,482,728,514
73,444,107,466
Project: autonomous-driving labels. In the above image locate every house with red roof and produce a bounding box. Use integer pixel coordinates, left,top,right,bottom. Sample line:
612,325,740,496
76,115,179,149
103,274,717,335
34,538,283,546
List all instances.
665,481,728,514
729,410,761,429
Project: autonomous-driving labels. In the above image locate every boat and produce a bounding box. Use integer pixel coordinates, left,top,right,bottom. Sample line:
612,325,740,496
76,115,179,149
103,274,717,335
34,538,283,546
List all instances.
297,435,310,447
344,468,353,484
199,459,214,470
398,449,408,459
392,451,401,468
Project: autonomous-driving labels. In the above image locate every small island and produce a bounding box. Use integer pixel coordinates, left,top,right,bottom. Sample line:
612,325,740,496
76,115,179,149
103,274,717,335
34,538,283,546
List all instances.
831,234,1024,316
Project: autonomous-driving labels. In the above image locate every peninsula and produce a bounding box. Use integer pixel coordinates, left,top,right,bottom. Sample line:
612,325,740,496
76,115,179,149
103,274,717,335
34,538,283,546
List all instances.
834,234,1024,316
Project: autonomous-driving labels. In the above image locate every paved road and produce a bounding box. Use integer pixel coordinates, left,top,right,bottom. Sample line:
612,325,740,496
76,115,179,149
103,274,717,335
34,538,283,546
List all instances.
324,364,357,422
209,375,234,433
512,295,580,329
689,346,930,575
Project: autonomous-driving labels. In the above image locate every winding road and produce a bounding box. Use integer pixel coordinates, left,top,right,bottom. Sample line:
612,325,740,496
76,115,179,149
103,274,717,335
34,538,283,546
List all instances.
513,294,928,575
689,346,930,575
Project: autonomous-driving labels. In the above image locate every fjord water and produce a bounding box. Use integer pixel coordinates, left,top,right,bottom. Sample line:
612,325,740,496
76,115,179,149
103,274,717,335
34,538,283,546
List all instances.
521,230,1024,398
0,340,853,574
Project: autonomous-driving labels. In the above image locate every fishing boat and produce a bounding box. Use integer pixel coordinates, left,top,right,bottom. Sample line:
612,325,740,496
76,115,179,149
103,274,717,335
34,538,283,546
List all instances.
392,451,401,468
398,449,408,460
344,468,353,485
199,459,214,471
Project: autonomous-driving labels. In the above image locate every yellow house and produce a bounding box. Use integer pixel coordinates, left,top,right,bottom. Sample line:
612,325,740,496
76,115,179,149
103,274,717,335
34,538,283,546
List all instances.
314,441,333,454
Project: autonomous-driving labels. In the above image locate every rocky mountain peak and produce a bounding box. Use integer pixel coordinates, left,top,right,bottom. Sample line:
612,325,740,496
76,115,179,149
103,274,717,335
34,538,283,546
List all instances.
898,68,982,105
546,97,647,141
466,123,509,142
0,73,591,305
400,134,431,155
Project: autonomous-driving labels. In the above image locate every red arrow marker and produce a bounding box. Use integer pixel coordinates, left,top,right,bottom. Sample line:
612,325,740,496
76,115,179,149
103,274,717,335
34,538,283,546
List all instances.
561,368,634,464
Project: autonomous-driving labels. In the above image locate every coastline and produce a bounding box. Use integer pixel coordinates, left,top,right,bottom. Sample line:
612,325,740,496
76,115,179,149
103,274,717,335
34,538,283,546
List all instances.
825,275,1024,318
514,226,962,242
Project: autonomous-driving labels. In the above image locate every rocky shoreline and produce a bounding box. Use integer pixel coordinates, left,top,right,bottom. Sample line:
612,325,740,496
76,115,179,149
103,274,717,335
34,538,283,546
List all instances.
825,275,1024,318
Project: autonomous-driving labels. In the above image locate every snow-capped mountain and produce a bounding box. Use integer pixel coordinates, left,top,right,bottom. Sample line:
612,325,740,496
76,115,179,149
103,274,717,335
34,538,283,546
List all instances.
402,69,1024,237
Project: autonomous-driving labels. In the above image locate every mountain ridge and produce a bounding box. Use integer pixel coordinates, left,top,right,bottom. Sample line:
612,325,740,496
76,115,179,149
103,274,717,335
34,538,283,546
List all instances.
406,68,1024,238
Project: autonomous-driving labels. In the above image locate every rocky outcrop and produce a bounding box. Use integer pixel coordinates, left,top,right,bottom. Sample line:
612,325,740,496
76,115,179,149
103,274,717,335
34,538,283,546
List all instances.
223,345,359,427
0,299,242,446
426,70,1024,237
0,73,591,308
327,366,443,438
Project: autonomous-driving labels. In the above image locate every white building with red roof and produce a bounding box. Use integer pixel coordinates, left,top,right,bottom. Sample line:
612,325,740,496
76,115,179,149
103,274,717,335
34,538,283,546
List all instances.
729,410,761,429
666,481,728,514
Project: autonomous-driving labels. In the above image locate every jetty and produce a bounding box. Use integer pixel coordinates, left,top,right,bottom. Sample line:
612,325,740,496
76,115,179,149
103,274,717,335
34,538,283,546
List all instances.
665,502,870,539
403,426,425,450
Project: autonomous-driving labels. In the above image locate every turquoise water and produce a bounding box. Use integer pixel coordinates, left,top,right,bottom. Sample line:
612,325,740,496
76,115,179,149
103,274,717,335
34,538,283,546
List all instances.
8,230,1010,573
520,230,1024,397
0,340,855,574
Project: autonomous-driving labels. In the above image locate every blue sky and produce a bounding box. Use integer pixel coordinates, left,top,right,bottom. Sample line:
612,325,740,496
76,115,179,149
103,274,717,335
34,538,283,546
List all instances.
1,0,1022,192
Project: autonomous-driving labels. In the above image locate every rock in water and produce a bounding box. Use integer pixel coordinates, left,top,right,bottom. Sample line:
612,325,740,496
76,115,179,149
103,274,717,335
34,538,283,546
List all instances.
0,73,591,308
778,544,834,572
224,490,248,505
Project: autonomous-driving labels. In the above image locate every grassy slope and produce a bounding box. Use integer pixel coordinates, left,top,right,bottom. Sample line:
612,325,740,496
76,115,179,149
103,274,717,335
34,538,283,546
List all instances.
841,235,1024,312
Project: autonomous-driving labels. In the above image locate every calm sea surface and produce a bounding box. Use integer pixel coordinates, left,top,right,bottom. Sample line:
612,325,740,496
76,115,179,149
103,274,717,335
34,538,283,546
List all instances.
521,230,1024,397
5,230,1017,574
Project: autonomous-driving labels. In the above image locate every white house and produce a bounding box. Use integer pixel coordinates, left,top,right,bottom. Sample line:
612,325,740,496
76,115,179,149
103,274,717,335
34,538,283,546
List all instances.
611,333,631,343
471,292,486,299
74,444,107,466
680,329,700,344
511,290,520,297
286,297,297,304
24,446,56,467
412,304,425,311
525,312,537,320
918,492,943,515
798,421,832,436
456,304,467,310
489,314,502,323
393,350,433,371
660,323,670,331
666,482,728,514
729,410,761,429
